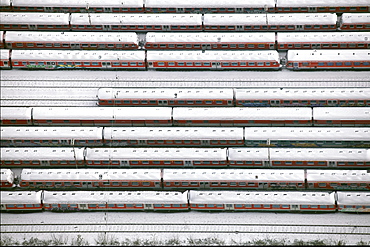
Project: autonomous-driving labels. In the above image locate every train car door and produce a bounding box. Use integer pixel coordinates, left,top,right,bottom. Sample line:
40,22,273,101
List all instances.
102,62,112,68
0,204,6,211
78,204,88,210
176,8,184,13
225,204,234,210
104,8,112,12
312,44,321,49
120,160,129,167
184,160,193,167
201,140,210,145
202,44,211,50
295,25,303,31
290,205,300,211
144,204,154,210
308,7,317,12
41,161,50,167
71,43,80,49
200,182,210,189
212,62,220,69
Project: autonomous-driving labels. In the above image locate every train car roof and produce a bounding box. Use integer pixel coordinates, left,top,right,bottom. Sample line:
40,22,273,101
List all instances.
313,107,370,120
1,127,103,140
287,49,370,61
1,191,42,204
276,0,370,7
104,127,243,140
0,13,70,25
20,168,161,181
244,127,370,141
269,148,370,161
11,50,145,61
12,0,143,7
0,168,14,184
277,32,370,43
85,148,227,160
0,0,11,7
145,0,275,8
235,88,370,100
70,13,202,25
189,191,336,205
341,13,370,24
0,107,31,120
1,147,85,160
306,170,370,182
227,148,269,161
145,32,276,43
147,50,280,62
97,88,234,100
163,169,305,181
5,31,139,44
172,107,312,120
42,190,189,204
336,191,370,206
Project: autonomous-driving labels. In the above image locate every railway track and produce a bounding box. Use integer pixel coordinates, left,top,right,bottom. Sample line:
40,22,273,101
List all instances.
2,223,370,235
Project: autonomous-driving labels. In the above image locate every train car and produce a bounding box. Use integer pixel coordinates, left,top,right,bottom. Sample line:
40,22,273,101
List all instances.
0,49,10,69
103,127,244,147
244,127,370,148
163,169,306,190
70,13,203,31
0,0,11,12
172,107,312,126
189,190,336,212
85,148,227,167
313,107,370,127
339,13,370,31
0,168,15,189
286,50,370,70
4,31,140,50
235,88,370,107
42,190,189,211
147,50,281,70
10,50,146,70
276,0,370,13
97,88,234,106
277,32,370,50
33,107,172,126
0,147,85,167
10,0,144,13
203,13,337,31
0,127,104,147
0,107,32,125
0,12,70,31
144,0,276,13
145,32,276,50
0,191,43,212
306,170,370,191
336,191,370,213
18,168,162,190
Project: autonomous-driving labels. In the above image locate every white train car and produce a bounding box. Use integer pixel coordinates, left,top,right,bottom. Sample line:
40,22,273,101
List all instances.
189,190,336,212
0,107,32,125
0,168,15,189
306,170,370,191
103,127,244,146
85,147,227,167
97,88,234,106
313,107,370,126
0,147,85,167
336,191,370,213
31,107,172,126
276,0,370,13
244,127,370,148
0,127,104,147
145,32,276,50
4,31,140,50
286,49,370,70
18,168,162,190
11,0,144,13
144,0,276,13
42,190,189,212
277,32,370,50
268,148,370,168
227,148,269,167
172,107,312,126
70,13,203,31
339,13,370,31
0,191,43,212
0,49,10,69
147,50,281,70
235,88,370,107
163,169,306,190
0,12,70,31
203,13,337,31
10,50,146,69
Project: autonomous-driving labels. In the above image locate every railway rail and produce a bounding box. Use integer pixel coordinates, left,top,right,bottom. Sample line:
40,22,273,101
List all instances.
1,223,370,235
